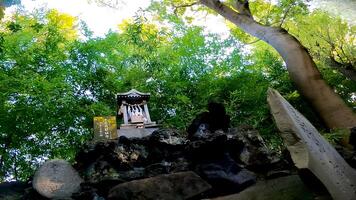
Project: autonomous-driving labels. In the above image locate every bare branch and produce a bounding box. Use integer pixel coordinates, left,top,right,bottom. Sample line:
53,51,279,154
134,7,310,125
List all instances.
279,4,293,27
245,38,261,45
173,1,199,15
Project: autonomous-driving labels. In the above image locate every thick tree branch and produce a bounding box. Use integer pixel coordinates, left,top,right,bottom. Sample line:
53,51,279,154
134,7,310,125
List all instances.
199,0,266,41
200,0,356,129
199,0,255,23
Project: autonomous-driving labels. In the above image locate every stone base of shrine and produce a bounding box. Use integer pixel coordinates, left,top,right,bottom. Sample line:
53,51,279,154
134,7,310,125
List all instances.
117,127,159,138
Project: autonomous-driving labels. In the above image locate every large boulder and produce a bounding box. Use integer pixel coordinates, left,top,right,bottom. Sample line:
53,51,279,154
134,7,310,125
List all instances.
108,171,211,200
195,153,256,195
32,159,83,199
212,175,314,200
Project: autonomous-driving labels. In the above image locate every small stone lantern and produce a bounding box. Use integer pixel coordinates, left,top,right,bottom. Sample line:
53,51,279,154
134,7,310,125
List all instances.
116,89,158,137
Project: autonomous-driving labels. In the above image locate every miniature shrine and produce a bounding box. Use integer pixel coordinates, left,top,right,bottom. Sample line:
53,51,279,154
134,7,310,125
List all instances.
116,89,159,138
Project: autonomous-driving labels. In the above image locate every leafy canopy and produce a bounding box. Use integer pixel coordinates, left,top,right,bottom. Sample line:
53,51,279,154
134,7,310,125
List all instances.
1,0,355,181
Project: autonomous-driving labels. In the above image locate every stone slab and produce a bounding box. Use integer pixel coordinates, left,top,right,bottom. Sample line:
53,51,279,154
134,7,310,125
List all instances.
267,88,356,200
118,128,158,138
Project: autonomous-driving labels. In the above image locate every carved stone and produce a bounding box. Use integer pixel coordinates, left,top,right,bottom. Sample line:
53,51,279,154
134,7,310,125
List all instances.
267,88,356,200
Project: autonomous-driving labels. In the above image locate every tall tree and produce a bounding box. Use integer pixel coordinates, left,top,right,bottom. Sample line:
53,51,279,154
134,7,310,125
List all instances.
157,0,356,129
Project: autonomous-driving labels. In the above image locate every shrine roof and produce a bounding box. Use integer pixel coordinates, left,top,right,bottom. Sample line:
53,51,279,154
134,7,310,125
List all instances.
116,89,150,103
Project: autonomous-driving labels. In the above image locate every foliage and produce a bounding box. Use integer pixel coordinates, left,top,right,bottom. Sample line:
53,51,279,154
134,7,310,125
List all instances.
284,10,356,102
323,129,349,145
0,9,91,181
1,0,355,181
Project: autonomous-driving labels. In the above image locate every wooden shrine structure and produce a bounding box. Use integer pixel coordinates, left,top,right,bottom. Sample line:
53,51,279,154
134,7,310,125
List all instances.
116,89,158,137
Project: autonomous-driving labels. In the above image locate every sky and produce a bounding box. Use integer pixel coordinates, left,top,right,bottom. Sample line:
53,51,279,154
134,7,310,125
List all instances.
4,0,355,37
5,0,229,37
6,0,153,36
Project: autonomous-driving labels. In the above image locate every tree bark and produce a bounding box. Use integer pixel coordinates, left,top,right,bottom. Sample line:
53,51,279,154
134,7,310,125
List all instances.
200,0,356,129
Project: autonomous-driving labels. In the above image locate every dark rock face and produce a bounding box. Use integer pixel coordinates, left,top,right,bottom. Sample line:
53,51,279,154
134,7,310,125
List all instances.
71,128,292,199
195,154,256,195
0,182,29,200
108,171,211,200
349,127,356,148
334,145,356,169
187,102,230,139
7,127,299,200
226,127,283,172
186,130,257,195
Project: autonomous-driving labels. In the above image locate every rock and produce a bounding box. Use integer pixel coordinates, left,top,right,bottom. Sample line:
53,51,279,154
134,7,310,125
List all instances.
187,102,230,139
74,140,119,172
33,159,83,199
144,158,190,177
72,184,102,200
108,171,211,200
76,137,151,183
150,129,187,145
196,153,256,195
144,161,171,177
187,131,228,161
267,88,356,200
147,129,187,163
227,127,280,172
0,181,29,200
114,140,149,168
350,127,356,147
23,187,50,200
335,144,356,169
212,175,314,200
266,170,291,179
187,130,257,195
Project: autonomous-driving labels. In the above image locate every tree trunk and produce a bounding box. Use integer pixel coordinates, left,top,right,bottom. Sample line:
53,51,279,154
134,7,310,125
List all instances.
200,0,356,129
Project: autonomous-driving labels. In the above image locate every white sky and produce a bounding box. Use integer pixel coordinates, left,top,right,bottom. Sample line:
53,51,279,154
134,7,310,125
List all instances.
5,0,354,37
6,0,152,36
5,0,229,37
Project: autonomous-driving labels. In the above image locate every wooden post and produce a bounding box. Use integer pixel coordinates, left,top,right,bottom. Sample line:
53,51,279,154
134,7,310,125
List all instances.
143,100,152,123
122,101,129,124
